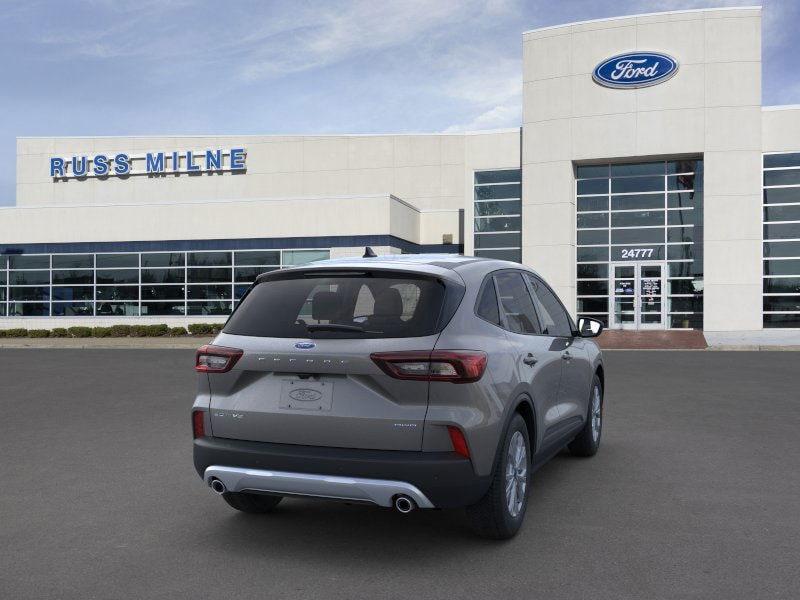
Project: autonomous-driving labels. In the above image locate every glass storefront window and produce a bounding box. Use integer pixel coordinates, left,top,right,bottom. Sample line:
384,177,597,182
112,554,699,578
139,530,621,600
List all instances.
474,170,522,263
0,248,330,318
52,302,94,316
141,268,185,284
141,253,185,267
96,254,138,268
576,159,704,329
9,255,49,269
96,269,138,284
188,252,232,266
234,250,280,266
52,255,93,269
53,286,94,301
282,250,330,266
52,270,93,284
763,153,800,329
9,271,50,285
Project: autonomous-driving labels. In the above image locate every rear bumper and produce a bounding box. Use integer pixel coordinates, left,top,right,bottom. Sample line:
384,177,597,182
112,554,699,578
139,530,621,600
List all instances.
193,437,491,508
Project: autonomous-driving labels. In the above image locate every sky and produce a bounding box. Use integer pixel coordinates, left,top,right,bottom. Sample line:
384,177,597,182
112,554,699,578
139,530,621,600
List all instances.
1,0,798,206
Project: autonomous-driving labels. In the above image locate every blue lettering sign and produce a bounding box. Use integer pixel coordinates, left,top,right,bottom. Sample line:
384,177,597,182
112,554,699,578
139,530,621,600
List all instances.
230,147,246,170
205,149,222,170
72,156,88,177
93,154,109,176
593,52,678,89
48,147,246,179
146,152,165,173
186,150,200,172
50,158,65,177
114,153,130,175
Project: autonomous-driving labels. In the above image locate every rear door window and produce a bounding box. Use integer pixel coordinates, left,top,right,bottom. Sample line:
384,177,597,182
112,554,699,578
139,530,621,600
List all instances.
525,274,574,337
224,272,446,338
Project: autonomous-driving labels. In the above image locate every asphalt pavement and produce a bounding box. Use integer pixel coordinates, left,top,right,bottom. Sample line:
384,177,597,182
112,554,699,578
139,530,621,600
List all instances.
0,349,798,599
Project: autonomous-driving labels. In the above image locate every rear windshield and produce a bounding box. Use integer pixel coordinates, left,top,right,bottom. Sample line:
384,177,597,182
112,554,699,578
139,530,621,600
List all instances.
224,272,447,338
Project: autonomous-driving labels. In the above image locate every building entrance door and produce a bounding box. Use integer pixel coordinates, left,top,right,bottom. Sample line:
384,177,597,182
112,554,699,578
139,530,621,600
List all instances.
609,262,666,330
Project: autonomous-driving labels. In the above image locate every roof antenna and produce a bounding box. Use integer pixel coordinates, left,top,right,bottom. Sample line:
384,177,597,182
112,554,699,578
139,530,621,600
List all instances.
363,246,377,258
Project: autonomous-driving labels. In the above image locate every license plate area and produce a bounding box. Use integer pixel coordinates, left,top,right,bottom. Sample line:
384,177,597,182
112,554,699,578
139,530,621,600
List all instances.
279,379,333,411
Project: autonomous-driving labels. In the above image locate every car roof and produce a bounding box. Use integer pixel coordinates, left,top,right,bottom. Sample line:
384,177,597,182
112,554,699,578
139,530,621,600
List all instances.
265,252,541,287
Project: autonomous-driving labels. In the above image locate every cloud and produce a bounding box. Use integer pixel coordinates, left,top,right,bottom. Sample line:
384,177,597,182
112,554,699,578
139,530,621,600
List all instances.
443,103,521,132
235,0,472,81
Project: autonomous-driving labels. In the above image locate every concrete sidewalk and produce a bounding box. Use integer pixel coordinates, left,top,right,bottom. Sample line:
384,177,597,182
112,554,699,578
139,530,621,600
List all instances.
0,337,213,349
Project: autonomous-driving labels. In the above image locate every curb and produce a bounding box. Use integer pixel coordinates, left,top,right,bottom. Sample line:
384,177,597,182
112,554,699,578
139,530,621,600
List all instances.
0,338,213,349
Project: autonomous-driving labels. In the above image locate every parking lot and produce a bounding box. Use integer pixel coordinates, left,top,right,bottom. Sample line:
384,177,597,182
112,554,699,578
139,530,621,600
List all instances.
1,349,798,599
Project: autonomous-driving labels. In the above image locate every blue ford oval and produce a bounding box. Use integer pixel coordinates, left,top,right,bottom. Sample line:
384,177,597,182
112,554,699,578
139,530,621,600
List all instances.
593,52,678,89
294,341,316,350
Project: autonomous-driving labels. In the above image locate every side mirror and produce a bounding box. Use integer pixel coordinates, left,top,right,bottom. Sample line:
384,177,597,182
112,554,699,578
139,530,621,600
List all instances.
577,317,604,338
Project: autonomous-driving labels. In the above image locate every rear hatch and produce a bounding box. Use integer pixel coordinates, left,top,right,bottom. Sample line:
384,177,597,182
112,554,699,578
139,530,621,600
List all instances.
204,267,463,451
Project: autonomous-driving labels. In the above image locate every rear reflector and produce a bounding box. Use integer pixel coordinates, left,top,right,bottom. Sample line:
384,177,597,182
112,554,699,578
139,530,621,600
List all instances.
192,410,205,439
370,350,487,383
447,426,470,458
195,345,243,373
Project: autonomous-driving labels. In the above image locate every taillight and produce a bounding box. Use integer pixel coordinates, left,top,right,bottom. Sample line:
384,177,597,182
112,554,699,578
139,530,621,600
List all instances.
370,350,487,383
447,425,470,458
192,410,205,439
195,345,243,373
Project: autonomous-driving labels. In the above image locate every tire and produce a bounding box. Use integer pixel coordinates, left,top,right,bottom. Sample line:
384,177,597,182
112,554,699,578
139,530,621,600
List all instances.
466,413,531,540
568,374,603,457
222,492,283,514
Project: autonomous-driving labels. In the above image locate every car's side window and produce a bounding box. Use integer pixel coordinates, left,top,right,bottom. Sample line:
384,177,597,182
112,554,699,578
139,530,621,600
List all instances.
525,274,573,338
493,272,541,335
475,276,501,326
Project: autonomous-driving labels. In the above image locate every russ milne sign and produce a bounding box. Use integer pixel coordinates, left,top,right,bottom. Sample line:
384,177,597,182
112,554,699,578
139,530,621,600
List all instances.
49,148,246,179
592,52,678,89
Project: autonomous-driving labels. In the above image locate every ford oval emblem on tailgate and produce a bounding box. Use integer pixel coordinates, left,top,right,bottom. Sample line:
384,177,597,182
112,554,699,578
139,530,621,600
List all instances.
288,388,323,402
294,341,316,350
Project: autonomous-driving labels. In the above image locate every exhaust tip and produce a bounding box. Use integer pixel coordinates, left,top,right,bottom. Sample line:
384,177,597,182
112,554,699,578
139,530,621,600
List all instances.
209,478,227,495
394,495,415,514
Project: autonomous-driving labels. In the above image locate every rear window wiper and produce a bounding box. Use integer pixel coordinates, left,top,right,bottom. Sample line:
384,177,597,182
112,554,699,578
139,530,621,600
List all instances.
305,323,370,333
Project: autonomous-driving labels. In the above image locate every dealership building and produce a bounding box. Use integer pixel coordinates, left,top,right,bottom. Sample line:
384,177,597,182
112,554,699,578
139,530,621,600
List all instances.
2,5,799,339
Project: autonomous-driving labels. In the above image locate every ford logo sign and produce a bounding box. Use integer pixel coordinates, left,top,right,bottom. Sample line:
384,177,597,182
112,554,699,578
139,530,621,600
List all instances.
593,52,678,89
294,341,316,350
288,388,323,402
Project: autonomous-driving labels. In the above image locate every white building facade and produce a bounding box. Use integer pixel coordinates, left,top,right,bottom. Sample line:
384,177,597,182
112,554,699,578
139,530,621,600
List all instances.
2,6,799,337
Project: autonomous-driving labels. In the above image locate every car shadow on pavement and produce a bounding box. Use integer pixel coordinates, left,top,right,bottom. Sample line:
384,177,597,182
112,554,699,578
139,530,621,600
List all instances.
193,451,574,559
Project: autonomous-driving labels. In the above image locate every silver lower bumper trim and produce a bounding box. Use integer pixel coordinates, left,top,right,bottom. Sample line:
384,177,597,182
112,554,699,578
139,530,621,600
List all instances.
203,465,435,508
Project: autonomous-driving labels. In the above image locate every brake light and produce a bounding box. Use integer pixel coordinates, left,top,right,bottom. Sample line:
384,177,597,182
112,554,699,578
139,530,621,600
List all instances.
447,426,470,458
192,410,205,439
370,350,487,383
195,345,243,373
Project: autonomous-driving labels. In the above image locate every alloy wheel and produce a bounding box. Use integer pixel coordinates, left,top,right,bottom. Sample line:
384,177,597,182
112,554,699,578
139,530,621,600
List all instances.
505,430,528,517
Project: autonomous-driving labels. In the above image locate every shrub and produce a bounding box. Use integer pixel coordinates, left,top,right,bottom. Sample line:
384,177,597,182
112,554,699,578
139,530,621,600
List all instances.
109,324,132,337
145,324,169,337
188,323,225,335
4,328,28,338
188,323,213,335
130,325,148,338
51,328,69,338
28,329,51,338
0,330,5,338
168,326,188,337
91,327,112,338
68,326,92,338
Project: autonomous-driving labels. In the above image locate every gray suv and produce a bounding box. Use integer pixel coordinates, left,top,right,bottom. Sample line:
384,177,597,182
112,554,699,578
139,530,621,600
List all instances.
192,253,604,539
